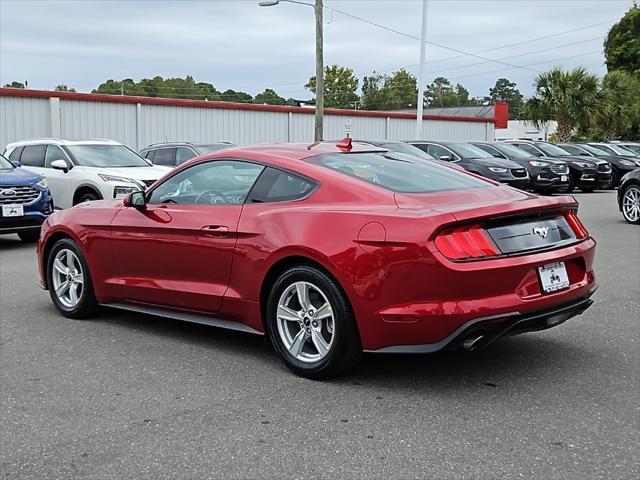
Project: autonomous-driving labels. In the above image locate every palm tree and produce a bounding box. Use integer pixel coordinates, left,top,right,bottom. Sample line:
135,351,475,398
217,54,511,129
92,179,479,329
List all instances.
522,67,599,142
593,71,640,140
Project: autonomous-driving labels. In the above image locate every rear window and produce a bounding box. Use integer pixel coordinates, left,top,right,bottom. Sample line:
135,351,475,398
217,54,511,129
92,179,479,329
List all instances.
308,152,488,193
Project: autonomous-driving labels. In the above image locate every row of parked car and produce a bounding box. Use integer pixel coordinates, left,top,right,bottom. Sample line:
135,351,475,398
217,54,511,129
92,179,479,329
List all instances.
1,137,640,244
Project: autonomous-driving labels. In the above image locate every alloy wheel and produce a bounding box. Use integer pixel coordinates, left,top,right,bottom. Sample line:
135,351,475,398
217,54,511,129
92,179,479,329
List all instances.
51,249,84,309
276,281,335,363
622,186,640,223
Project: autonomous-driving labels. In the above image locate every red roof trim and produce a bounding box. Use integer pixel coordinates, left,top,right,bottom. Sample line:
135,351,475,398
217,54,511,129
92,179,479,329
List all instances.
0,88,495,124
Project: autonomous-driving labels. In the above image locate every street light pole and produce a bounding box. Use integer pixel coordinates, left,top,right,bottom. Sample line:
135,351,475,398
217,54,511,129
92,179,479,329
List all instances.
258,0,324,141
416,0,428,139
314,0,324,141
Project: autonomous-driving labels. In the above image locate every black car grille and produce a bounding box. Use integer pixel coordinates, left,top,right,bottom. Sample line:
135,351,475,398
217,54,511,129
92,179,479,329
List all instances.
597,163,611,173
0,185,41,205
550,165,569,175
511,168,528,178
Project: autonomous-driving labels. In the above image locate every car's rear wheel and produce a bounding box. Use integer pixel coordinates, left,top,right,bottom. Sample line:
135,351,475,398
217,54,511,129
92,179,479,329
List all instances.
266,265,361,379
621,184,640,224
18,231,40,243
47,238,98,318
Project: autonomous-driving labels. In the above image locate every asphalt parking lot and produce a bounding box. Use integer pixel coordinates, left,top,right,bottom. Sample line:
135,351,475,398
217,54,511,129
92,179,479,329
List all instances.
1,191,638,480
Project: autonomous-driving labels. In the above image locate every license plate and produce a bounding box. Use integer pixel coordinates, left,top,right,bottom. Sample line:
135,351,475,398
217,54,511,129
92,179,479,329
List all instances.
538,262,570,293
561,175,568,182
1,204,23,217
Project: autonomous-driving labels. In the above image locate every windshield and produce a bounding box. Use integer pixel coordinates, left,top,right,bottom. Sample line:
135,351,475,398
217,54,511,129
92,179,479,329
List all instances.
65,145,151,167
380,142,435,160
447,143,494,159
491,143,534,159
0,154,13,170
577,144,609,156
308,152,489,193
594,143,639,157
557,144,588,156
195,144,233,154
534,142,571,157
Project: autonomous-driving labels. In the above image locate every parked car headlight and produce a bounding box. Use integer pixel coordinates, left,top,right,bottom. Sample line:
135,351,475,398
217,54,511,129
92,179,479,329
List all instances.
571,161,592,168
528,160,549,167
35,178,48,189
98,174,137,184
488,167,508,173
619,160,636,166
113,186,139,198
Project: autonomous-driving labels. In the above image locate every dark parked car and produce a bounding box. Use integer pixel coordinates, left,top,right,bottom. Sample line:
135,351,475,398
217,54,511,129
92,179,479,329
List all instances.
351,140,436,160
407,140,530,189
617,168,640,224
587,142,639,159
556,143,640,187
0,153,53,242
140,142,235,167
505,140,611,193
470,141,570,194
613,142,640,155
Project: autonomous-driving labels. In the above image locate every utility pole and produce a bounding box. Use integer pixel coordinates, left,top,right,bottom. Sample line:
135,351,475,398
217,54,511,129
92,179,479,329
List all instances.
416,0,428,139
314,0,324,141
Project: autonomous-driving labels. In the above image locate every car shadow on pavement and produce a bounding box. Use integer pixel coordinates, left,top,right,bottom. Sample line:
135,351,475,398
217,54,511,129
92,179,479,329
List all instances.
90,306,588,391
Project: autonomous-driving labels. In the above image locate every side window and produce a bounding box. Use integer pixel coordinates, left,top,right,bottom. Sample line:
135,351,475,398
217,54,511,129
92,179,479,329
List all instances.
250,168,316,203
411,143,428,153
476,144,503,158
20,145,46,167
148,160,265,205
44,145,68,168
427,144,453,160
152,148,176,166
8,146,24,162
176,147,197,164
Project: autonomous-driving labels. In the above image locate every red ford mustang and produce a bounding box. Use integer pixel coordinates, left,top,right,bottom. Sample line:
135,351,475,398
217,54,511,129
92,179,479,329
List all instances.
37,140,597,379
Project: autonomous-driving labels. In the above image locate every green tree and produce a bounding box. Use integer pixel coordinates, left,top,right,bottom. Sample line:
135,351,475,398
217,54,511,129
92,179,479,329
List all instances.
3,81,25,88
604,4,640,74
54,84,76,92
218,89,253,103
486,78,523,119
592,71,640,140
360,72,386,110
380,69,417,110
424,77,475,108
93,76,222,100
254,88,286,105
521,67,599,142
306,65,359,109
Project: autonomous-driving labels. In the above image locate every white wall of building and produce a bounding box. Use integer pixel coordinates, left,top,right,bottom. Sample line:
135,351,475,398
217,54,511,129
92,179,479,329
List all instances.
1,92,495,151
494,120,557,141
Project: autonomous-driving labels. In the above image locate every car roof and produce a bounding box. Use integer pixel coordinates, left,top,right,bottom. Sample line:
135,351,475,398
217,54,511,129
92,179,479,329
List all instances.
141,141,235,150
212,141,385,162
6,138,121,148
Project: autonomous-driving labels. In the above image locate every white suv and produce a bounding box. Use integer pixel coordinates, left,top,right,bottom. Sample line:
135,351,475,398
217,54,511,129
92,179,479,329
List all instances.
4,139,172,209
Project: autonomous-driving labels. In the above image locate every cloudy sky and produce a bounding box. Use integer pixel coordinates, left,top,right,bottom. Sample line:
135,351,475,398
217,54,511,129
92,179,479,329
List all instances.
0,0,633,100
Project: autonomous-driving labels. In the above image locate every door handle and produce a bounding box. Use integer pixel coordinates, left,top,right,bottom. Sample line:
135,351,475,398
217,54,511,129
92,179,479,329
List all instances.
200,225,230,236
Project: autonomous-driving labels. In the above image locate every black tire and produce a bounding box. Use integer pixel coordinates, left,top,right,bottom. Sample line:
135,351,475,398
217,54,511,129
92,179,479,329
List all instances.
46,238,99,319
620,184,640,225
266,265,362,380
18,231,40,243
581,187,596,193
75,191,99,204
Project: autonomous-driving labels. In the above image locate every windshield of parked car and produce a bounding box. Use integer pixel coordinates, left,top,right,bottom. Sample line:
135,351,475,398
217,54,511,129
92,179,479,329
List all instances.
309,152,489,193
446,143,494,159
195,144,233,154
594,143,639,157
491,143,534,159
379,142,435,160
577,144,609,156
65,145,152,167
557,144,589,156
0,154,13,170
534,142,571,157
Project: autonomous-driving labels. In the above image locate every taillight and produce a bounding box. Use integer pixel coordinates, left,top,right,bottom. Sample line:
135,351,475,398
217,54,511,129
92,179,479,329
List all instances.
565,210,588,239
434,225,500,260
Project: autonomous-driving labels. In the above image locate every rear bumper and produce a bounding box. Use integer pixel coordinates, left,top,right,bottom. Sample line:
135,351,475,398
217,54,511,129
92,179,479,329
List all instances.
368,288,596,353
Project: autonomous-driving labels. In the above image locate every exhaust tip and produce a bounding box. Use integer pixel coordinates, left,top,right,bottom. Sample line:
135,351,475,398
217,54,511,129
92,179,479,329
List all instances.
462,333,485,351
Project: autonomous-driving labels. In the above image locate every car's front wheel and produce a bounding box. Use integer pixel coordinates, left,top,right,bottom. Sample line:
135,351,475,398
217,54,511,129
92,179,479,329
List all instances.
46,238,99,318
621,184,640,224
266,265,361,379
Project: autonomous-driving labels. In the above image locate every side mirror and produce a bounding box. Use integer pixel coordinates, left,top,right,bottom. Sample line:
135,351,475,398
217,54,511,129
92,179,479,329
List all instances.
439,155,452,162
124,190,146,209
10,160,21,168
50,159,70,173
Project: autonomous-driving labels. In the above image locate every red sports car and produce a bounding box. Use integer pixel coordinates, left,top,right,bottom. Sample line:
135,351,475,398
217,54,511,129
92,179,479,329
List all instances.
37,139,597,379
